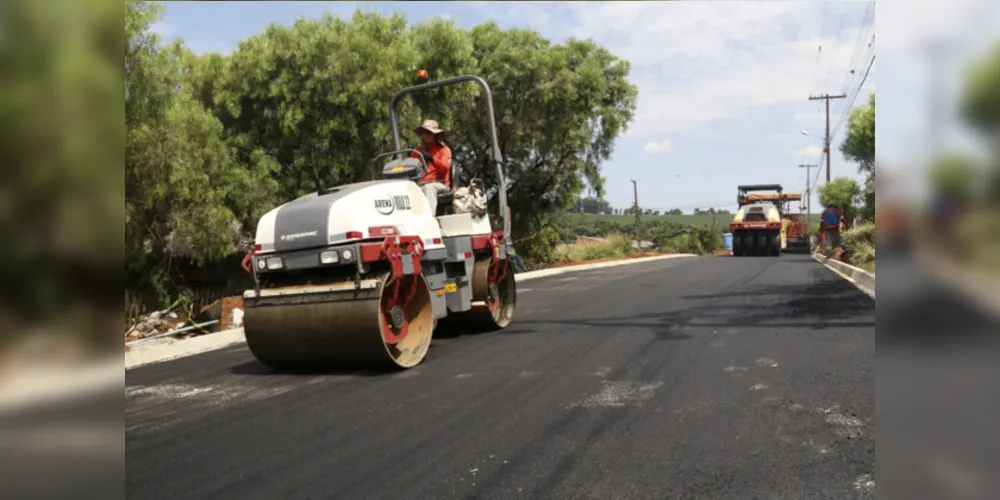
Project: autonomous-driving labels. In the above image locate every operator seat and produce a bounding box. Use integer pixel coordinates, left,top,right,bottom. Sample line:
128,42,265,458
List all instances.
435,161,459,217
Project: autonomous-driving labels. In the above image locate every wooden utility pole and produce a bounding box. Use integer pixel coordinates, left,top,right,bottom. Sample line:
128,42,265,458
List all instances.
631,179,640,253
808,93,847,183
799,164,818,229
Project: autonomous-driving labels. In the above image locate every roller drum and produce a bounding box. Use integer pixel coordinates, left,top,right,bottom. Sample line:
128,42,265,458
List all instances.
455,257,516,331
243,271,434,370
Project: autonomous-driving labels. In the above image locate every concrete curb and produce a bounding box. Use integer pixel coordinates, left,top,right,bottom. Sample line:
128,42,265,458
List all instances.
916,252,1000,319
124,253,699,371
514,253,697,281
812,252,875,298
125,327,247,370
0,358,123,414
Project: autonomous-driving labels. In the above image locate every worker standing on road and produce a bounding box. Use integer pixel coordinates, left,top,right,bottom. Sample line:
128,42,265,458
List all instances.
411,119,452,214
508,246,528,273
820,202,846,256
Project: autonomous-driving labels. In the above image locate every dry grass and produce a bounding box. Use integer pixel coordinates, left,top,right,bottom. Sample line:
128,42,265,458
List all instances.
552,233,631,263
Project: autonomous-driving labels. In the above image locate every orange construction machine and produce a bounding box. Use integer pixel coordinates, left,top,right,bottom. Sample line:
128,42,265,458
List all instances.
730,185,810,256
744,192,811,252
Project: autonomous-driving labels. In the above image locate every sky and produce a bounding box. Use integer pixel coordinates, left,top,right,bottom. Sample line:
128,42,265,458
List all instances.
152,1,999,213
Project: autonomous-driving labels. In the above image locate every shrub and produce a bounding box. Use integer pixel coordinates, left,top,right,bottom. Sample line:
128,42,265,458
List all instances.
656,226,723,255
553,233,630,262
842,222,876,271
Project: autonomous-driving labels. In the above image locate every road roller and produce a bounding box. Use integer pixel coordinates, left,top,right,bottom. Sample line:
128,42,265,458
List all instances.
730,184,786,257
239,73,516,370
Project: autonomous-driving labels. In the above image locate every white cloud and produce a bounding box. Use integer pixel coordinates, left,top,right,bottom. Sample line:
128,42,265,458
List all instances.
793,145,824,158
642,139,674,156
549,1,874,139
794,111,826,123
149,21,174,38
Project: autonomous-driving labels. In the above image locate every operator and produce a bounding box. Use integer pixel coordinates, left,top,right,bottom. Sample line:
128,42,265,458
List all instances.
820,202,846,256
410,119,452,214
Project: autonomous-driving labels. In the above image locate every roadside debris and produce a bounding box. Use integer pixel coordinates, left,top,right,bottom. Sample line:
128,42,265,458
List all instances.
125,296,244,346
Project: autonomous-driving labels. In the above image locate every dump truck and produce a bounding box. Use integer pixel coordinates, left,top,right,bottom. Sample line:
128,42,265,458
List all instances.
238,72,516,370
730,184,786,257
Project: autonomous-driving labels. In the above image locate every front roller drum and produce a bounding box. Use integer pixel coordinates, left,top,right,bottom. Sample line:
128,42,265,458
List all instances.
243,271,435,370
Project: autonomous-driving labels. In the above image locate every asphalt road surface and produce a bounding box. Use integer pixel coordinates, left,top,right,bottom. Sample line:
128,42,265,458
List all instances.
126,253,876,500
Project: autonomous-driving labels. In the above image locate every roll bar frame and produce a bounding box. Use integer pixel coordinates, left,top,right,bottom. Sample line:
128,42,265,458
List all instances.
388,75,510,245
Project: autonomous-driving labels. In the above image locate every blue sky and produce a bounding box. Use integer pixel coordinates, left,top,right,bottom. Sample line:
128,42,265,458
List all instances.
153,1,892,213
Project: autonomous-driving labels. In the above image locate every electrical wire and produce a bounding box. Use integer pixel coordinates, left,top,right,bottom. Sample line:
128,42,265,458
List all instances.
831,49,875,140
823,1,851,92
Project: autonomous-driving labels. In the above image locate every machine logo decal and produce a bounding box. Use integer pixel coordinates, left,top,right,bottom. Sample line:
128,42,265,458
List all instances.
375,194,412,215
280,230,318,242
375,197,395,215
393,195,412,211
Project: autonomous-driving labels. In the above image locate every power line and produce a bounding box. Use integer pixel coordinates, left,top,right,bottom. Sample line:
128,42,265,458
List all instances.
823,1,851,92
831,50,875,140
836,3,876,98
822,3,875,142
807,3,830,98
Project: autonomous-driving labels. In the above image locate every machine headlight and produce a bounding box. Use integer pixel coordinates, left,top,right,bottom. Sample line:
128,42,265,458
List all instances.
341,249,353,261
320,250,339,264
265,256,283,270
257,258,266,270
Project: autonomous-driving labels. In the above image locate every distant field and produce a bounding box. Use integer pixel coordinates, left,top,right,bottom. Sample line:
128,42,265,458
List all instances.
566,212,821,228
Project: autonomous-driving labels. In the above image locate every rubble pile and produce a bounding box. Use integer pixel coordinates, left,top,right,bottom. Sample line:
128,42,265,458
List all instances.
125,296,245,346
125,310,186,342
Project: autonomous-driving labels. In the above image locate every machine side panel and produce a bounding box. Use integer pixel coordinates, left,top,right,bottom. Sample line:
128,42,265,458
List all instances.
442,237,474,313
271,182,381,252
423,267,449,319
327,180,445,249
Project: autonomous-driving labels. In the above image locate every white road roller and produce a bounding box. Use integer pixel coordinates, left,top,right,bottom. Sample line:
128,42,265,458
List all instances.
240,73,517,370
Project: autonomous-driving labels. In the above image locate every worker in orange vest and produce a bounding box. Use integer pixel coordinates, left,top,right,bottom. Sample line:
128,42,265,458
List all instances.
410,119,453,214
820,202,847,256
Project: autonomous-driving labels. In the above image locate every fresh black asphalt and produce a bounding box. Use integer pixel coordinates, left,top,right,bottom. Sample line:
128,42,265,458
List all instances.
126,253,877,500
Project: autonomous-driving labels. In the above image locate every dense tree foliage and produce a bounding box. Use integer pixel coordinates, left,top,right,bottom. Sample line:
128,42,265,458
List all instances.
125,2,638,302
929,151,977,200
1,0,120,332
960,42,1000,201
839,92,875,221
817,176,861,224
840,93,875,173
571,196,614,214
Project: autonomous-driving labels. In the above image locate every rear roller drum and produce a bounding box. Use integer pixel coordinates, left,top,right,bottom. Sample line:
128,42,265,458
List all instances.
243,271,435,370
453,256,517,332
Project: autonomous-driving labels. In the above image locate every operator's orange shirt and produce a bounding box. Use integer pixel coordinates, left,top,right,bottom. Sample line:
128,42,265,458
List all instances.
411,143,452,187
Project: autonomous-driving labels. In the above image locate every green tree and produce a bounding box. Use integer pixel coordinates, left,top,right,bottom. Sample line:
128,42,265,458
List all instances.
201,12,637,261
126,0,279,300
817,176,861,223
928,151,977,201
960,42,1000,200
0,0,121,336
840,92,875,220
840,93,875,173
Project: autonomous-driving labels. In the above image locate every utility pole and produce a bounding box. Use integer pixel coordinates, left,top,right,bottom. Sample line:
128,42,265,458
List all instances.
799,164,818,230
808,93,847,183
631,179,640,253
922,39,953,160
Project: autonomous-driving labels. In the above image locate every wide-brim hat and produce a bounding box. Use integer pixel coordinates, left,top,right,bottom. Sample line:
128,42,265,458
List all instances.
415,119,445,136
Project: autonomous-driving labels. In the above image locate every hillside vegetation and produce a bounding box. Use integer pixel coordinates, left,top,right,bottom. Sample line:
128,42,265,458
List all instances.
566,212,821,228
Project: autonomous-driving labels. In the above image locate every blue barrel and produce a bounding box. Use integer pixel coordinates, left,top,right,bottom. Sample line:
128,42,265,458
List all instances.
722,233,733,250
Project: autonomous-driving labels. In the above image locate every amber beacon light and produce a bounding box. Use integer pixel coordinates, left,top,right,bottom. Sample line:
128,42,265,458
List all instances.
416,69,429,83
